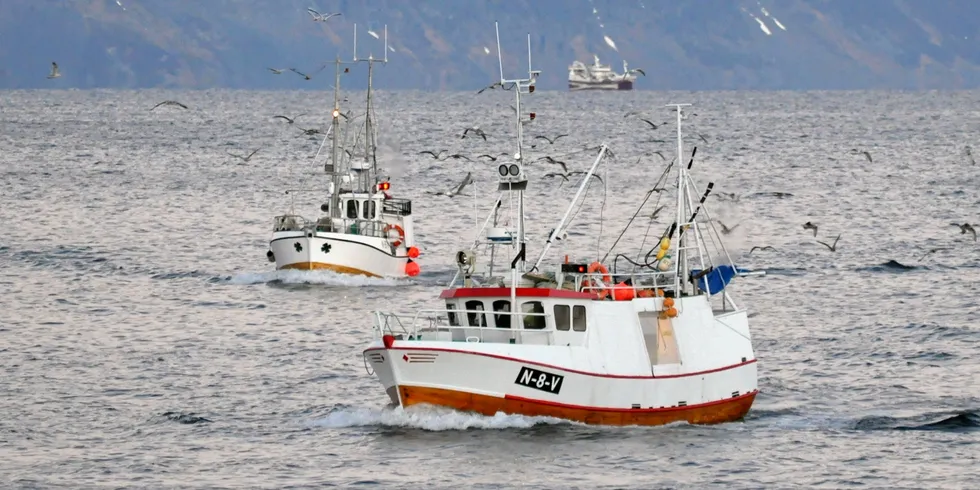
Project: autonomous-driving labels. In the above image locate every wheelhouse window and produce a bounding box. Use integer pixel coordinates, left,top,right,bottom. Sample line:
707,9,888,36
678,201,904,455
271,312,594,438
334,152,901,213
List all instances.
465,300,487,327
493,300,511,329
521,301,546,330
572,305,587,332
346,200,359,219
363,200,376,219
554,304,571,331
446,302,460,326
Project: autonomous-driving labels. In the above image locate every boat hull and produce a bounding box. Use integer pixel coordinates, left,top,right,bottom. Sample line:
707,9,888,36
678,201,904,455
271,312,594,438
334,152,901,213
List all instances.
270,231,410,278
397,385,755,426
364,343,758,427
568,80,634,91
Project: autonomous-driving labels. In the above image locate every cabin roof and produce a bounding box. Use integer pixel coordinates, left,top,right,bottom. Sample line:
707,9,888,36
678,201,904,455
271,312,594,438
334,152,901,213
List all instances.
440,287,597,300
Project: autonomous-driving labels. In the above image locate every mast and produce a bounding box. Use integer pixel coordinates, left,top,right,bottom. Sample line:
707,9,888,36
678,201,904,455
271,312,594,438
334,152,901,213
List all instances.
329,57,343,219
668,103,691,294
352,24,388,192
494,22,538,277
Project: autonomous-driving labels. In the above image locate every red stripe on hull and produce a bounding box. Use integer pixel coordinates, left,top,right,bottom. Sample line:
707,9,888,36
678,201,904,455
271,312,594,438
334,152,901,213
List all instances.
364,345,756,380
398,386,757,426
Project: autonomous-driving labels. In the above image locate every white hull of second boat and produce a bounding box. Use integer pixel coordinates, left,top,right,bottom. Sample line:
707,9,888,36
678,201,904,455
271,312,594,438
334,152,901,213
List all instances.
270,230,409,278
364,295,758,425
568,79,634,91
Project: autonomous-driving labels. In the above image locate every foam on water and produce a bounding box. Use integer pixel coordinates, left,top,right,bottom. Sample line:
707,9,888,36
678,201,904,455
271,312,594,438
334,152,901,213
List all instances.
226,268,407,287
314,404,573,431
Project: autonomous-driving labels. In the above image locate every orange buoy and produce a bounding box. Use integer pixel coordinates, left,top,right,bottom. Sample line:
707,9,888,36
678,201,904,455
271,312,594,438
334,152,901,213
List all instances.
655,289,665,297
405,259,420,277
407,246,420,259
612,282,635,301
638,289,654,298
663,297,675,308
666,307,678,317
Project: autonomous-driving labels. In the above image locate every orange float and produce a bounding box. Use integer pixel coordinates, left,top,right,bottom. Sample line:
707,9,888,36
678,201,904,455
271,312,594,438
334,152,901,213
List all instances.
405,259,420,277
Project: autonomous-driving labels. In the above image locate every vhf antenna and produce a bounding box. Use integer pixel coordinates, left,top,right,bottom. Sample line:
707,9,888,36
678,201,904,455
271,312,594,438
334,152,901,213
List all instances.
350,24,389,190
493,21,539,276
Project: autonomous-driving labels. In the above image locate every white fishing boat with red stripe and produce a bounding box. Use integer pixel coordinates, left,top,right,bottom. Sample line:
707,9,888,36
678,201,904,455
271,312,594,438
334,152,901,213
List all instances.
361,23,759,426
268,26,423,278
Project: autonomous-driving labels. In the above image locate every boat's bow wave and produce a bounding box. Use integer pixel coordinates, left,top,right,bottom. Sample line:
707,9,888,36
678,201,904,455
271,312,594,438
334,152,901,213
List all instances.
226,269,406,287
312,404,573,431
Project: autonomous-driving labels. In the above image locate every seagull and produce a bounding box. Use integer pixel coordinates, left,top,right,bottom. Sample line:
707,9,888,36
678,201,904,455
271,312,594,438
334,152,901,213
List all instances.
951,223,977,241
649,205,665,220
298,127,321,136
419,150,446,159
535,134,568,145
697,133,709,144
640,119,666,130
543,172,569,182
441,153,472,162
917,248,948,262
966,146,976,165
537,156,568,173
476,81,515,94
229,148,261,163
477,154,498,161
623,110,640,118
816,234,841,252
717,221,740,235
461,127,487,141
307,8,341,22
802,221,818,237
289,68,312,80
651,150,666,160
426,172,474,197
273,113,306,124
267,68,285,74
749,246,777,254
629,68,647,76
568,170,603,184
47,62,61,79
851,149,873,163
150,100,188,110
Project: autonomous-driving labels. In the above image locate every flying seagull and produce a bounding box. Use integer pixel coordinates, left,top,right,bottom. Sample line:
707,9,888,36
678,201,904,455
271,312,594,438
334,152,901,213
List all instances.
426,172,474,197
543,172,569,182
640,119,666,130
816,234,841,252
307,8,341,22
749,246,777,254
298,127,321,136
535,134,568,145
267,68,285,74
652,150,666,160
649,205,665,220
289,68,312,80
461,127,487,140
47,62,61,79
629,68,647,76
418,150,446,160
273,113,306,124
802,221,818,237
229,148,261,163
917,247,948,262
717,221,740,235
441,153,472,162
537,155,568,173
951,222,977,241
476,81,515,94
477,154,498,161
151,100,188,110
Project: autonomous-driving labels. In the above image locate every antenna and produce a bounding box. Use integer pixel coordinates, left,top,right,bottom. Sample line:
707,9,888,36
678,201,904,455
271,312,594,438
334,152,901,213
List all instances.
666,102,692,295
351,23,389,191
493,21,538,283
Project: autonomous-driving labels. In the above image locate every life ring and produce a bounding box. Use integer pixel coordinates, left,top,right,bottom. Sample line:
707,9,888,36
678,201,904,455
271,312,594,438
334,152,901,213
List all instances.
582,261,612,299
383,223,405,248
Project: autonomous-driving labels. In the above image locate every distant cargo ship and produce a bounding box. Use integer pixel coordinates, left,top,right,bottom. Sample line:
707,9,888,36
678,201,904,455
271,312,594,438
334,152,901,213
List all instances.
568,55,644,91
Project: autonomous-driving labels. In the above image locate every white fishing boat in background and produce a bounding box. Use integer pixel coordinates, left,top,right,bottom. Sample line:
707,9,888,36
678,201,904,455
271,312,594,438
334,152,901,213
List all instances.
568,55,641,91
268,26,423,278
362,23,758,426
